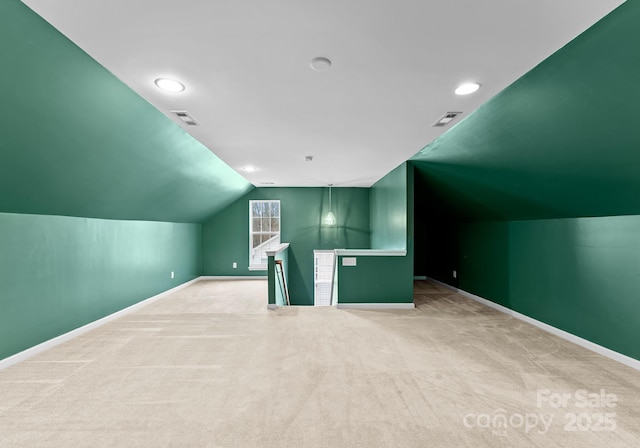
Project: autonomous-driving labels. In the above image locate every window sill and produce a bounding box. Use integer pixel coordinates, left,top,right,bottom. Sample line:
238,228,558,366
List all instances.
248,265,267,271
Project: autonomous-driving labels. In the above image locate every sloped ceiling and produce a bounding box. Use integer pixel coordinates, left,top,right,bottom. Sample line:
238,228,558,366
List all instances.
20,0,622,188
0,1,252,223
412,0,640,221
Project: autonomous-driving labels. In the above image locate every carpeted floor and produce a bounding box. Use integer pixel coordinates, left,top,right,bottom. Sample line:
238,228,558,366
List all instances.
0,280,638,447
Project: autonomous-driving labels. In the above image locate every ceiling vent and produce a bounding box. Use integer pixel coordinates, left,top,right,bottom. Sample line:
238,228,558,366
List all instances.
432,112,462,127
171,110,198,126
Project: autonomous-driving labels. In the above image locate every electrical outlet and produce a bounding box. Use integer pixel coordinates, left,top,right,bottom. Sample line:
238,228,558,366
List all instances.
171,271,175,279
453,270,457,279
232,262,237,269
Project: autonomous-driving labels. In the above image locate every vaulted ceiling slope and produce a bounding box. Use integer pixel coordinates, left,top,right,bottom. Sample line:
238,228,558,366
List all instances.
0,1,252,223
21,0,622,188
412,0,639,222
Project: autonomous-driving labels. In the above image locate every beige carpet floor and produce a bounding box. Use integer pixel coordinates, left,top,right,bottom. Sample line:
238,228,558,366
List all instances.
0,280,638,447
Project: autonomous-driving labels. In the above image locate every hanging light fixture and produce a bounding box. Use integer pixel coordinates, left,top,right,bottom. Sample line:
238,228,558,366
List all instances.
324,184,337,226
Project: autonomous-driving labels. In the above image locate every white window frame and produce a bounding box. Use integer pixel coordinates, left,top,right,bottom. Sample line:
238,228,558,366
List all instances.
248,200,281,270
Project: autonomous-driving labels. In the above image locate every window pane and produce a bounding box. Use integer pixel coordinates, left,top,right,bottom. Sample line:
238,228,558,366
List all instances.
252,217,261,232
271,202,279,217
251,201,261,217
262,217,270,232
270,217,279,232
252,234,261,249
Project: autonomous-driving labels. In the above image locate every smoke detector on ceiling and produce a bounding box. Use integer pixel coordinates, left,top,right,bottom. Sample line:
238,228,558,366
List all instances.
310,57,332,71
432,112,462,127
171,110,198,126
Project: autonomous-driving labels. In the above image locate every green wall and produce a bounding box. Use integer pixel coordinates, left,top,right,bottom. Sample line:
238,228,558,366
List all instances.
370,163,408,250
202,188,370,305
0,212,201,360
0,0,252,223
337,255,413,304
458,216,640,360
336,162,413,305
411,1,640,221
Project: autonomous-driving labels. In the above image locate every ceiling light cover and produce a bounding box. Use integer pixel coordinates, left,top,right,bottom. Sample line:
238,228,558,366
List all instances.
455,82,481,95
154,78,185,92
310,57,332,71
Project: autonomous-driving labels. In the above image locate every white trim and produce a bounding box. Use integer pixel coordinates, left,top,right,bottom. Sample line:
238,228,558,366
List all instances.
265,243,290,257
425,278,640,371
426,277,458,292
247,266,267,271
0,277,201,371
337,302,415,310
334,249,407,257
267,304,278,310
199,276,267,280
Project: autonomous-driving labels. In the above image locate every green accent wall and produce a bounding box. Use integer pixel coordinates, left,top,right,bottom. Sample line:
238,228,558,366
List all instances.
202,188,370,305
337,163,413,305
0,0,252,222
459,216,640,361
337,255,413,304
370,163,408,250
0,212,201,360
412,1,640,221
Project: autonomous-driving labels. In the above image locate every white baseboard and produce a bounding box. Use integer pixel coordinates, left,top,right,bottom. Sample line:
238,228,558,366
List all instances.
337,303,415,310
0,277,201,371
426,277,458,291
199,276,268,280
425,278,640,371
267,304,278,310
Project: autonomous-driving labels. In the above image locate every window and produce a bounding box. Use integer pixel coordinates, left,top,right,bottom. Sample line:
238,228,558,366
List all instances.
249,200,281,270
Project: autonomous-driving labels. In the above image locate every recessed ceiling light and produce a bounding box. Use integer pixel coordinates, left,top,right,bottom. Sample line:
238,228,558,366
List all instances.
310,57,332,71
455,82,481,95
154,78,185,92
242,166,257,172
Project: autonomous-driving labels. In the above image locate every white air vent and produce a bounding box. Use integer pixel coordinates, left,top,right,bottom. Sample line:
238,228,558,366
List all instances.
433,112,462,127
171,110,198,126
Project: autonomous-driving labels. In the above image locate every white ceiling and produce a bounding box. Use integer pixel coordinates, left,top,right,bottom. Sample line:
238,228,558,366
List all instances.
22,0,624,187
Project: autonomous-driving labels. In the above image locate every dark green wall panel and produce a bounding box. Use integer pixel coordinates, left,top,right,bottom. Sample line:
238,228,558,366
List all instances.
347,162,415,304
412,1,640,221
202,188,370,305
0,212,201,360
458,221,510,307
0,0,252,222
458,216,640,361
337,256,413,304
370,163,408,250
